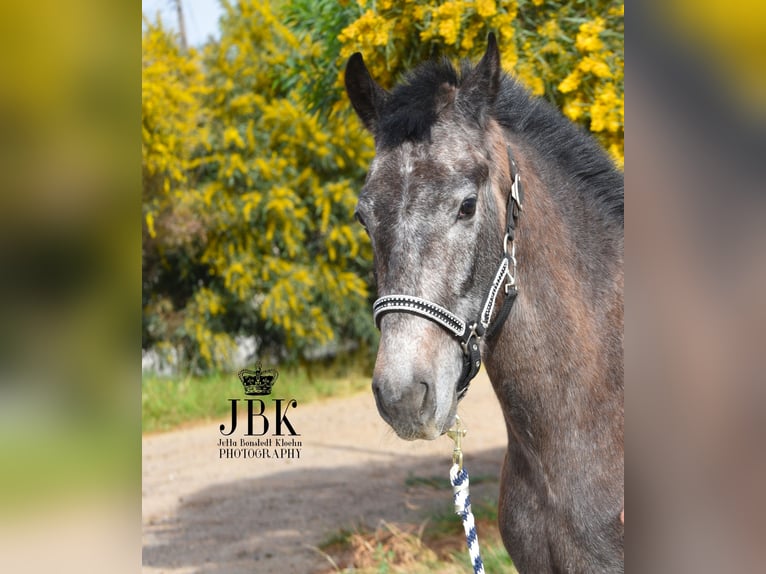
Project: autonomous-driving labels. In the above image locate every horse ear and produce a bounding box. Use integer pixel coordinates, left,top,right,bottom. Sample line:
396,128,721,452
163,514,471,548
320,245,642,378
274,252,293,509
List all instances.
458,33,501,118
345,53,389,133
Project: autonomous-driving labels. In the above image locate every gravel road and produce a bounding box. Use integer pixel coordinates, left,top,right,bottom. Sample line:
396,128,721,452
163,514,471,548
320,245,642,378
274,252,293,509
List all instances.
142,370,508,573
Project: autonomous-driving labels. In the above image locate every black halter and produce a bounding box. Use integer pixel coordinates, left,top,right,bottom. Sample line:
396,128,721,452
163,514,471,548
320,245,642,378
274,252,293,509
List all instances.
372,146,524,401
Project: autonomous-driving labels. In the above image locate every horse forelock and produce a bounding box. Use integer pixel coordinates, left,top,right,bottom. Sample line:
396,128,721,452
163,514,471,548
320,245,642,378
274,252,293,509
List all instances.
376,58,463,149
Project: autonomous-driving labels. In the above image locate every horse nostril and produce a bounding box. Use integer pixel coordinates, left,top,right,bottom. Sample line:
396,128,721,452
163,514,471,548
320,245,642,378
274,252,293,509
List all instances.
418,381,434,421
372,380,388,417
373,377,434,425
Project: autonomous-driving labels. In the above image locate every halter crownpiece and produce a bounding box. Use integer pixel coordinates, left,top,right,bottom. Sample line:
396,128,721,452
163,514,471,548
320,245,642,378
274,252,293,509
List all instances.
372,145,523,401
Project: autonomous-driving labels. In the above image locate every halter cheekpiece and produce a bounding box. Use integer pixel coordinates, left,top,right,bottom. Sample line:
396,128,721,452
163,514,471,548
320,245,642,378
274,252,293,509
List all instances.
372,145,524,401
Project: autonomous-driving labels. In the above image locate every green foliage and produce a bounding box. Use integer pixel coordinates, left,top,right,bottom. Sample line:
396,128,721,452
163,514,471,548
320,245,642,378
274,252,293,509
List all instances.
282,0,363,114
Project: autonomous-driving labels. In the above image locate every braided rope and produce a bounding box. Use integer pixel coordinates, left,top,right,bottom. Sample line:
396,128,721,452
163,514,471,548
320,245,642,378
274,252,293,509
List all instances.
450,463,486,574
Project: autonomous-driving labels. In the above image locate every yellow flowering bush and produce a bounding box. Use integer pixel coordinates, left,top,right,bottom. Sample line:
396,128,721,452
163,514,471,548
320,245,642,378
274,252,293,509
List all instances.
142,20,221,368
142,20,206,225
335,0,624,167
143,2,375,371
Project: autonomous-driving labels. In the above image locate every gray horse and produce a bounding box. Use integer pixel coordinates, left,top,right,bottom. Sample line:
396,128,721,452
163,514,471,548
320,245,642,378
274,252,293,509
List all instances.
345,35,623,572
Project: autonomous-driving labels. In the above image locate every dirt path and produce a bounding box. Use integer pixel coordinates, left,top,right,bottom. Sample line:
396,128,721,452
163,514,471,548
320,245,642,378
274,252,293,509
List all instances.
142,371,508,573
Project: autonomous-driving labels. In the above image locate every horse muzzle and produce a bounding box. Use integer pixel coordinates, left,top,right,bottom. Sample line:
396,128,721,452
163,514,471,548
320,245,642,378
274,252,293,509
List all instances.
370,324,461,440
372,375,447,440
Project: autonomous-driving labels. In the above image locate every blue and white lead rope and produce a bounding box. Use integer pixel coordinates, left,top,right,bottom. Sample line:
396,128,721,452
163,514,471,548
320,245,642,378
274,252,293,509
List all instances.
451,463,486,574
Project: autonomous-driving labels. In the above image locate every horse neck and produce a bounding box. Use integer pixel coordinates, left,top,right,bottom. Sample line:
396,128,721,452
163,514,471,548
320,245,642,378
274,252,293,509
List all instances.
484,139,624,454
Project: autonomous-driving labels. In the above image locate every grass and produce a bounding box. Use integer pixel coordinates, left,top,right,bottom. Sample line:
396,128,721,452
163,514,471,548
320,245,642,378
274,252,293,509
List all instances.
316,495,518,573
142,363,372,433
404,472,497,490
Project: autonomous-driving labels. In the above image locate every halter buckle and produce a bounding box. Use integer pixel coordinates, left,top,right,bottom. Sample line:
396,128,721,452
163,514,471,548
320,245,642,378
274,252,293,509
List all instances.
446,415,467,470
503,232,513,257
511,174,523,212
502,240,518,294
460,323,481,356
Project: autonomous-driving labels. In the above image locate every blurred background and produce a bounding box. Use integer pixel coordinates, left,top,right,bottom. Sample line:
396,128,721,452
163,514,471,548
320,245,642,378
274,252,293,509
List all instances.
0,0,763,572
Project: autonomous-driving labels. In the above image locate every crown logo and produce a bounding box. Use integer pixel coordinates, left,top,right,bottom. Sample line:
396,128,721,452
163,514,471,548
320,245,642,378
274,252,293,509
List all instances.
238,362,279,396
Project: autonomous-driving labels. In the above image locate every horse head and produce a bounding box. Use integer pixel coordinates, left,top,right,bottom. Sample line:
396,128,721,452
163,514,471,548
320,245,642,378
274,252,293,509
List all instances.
345,37,515,440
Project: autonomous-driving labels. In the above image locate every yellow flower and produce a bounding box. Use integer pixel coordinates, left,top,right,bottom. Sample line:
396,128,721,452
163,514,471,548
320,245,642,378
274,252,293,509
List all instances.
476,0,497,18
596,84,618,107
517,65,544,96
500,40,518,69
558,69,581,93
592,61,612,78
563,99,584,121
575,18,606,53
609,142,624,169
439,19,458,45
578,56,612,78
577,35,603,53
373,23,390,46
461,25,480,51
146,212,156,238
540,41,562,55
589,85,619,134
538,19,560,40
590,106,606,132
339,9,387,46
223,125,245,149
609,5,625,18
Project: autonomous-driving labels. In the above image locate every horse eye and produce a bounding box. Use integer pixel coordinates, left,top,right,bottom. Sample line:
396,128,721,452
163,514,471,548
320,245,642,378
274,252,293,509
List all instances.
354,210,368,230
458,197,477,219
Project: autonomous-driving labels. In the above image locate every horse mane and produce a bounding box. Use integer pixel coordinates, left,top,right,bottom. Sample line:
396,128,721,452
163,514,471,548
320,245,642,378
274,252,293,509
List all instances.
376,58,624,228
